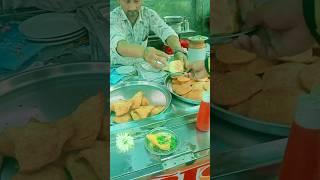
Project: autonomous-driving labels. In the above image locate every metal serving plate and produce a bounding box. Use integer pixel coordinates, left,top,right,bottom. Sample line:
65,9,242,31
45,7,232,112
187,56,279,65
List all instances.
110,81,172,124
213,105,290,136
0,62,107,179
164,75,201,105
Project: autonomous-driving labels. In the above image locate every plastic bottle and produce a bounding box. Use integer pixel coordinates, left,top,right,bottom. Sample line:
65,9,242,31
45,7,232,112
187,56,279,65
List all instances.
196,91,210,131
279,94,320,180
184,18,189,32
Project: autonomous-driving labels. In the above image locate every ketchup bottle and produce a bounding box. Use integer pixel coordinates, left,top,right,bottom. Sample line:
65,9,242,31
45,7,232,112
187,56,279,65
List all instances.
196,91,210,131
279,94,320,180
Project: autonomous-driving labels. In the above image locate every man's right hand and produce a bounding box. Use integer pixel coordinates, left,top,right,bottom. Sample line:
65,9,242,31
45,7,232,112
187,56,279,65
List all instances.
233,0,315,59
143,47,169,69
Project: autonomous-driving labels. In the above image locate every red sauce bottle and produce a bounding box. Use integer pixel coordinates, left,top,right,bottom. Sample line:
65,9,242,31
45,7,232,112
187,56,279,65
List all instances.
197,91,210,131
279,95,320,180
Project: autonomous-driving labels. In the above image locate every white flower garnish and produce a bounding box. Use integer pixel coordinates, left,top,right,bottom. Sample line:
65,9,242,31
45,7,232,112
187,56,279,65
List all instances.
116,132,134,153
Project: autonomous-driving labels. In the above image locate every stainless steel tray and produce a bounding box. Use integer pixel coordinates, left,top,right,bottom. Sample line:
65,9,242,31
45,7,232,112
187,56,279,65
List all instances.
164,75,201,105
0,62,107,179
110,111,210,180
110,81,172,125
213,105,290,136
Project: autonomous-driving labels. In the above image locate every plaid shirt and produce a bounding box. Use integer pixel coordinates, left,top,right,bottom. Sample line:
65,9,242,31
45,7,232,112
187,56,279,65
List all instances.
110,6,178,66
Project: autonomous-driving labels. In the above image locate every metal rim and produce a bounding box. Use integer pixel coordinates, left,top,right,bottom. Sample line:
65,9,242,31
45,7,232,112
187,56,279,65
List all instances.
0,62,108,96
213,104,290,136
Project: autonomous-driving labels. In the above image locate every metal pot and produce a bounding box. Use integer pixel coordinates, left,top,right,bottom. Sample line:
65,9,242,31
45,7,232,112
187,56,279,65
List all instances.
169,22,183,32
163,16,184,24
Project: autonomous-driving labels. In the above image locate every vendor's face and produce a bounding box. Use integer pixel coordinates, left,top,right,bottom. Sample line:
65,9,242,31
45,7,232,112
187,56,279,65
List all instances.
118,0,142,20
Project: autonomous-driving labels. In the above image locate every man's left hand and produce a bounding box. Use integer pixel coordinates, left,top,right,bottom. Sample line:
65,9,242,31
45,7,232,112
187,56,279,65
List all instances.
174,51,188,69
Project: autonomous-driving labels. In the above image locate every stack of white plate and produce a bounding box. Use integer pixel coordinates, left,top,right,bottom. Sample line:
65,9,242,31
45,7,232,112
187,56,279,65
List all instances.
19,13,86,45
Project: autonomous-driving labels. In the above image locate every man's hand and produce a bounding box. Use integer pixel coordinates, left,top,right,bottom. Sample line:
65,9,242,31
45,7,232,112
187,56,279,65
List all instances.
174,51,188,61
143,47,169,69
233,0,315,59
174,51,188,69
187,60,209,80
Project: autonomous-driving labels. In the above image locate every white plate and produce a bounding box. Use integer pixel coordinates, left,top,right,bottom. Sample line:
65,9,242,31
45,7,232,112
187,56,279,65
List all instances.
29,32,87,46
19,13,84,39
26,28,86,42
116,66,136,75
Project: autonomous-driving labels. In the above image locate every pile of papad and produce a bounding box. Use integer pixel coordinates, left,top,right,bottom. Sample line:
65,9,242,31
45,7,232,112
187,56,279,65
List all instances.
111,91,165,123
0,92,107,180
171,76,210,101
214,43,320,125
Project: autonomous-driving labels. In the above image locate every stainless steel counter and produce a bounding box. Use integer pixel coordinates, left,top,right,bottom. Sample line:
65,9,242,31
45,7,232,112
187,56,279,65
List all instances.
110,71,210,179
110,105,210,180
212,113,288,179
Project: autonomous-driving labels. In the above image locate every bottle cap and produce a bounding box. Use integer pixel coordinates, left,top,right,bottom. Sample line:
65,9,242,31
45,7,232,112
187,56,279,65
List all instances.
202,90,210,103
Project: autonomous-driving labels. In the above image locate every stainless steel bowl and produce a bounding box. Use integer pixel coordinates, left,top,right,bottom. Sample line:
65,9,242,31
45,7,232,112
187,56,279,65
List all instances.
213,105,290,136
110,81,172,124
0,62,108,179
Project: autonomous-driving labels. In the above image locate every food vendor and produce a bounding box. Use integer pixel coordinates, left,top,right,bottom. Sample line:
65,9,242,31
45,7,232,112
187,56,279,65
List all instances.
110,0,187,69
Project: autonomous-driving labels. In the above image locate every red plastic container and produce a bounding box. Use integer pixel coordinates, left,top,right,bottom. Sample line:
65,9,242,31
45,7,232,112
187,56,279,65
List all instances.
279,95,320,180
196,91,210,132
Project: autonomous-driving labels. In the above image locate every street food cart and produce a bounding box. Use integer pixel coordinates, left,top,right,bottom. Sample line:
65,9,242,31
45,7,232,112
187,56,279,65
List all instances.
109,1,210,179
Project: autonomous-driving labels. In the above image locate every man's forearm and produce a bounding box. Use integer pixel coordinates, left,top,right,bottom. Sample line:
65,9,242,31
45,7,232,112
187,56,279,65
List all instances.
166,35,182,52
116,40,145,58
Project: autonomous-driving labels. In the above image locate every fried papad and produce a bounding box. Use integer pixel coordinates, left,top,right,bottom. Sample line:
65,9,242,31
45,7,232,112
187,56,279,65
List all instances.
228,57,279,74
79,141,107,180
112,100,132,116
213,71,263,106
64,92,105,151
114,113,131,123
299,61,320,91
262,63,306,91
150,106,165,116
248,88,305,125
12,165,68,180
228,98,252,116
4,121,63,172
278,49,319,63
185,89,203,101
130,91,143,109
65,153,99,180
172,83,192,95
216,43,256,64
